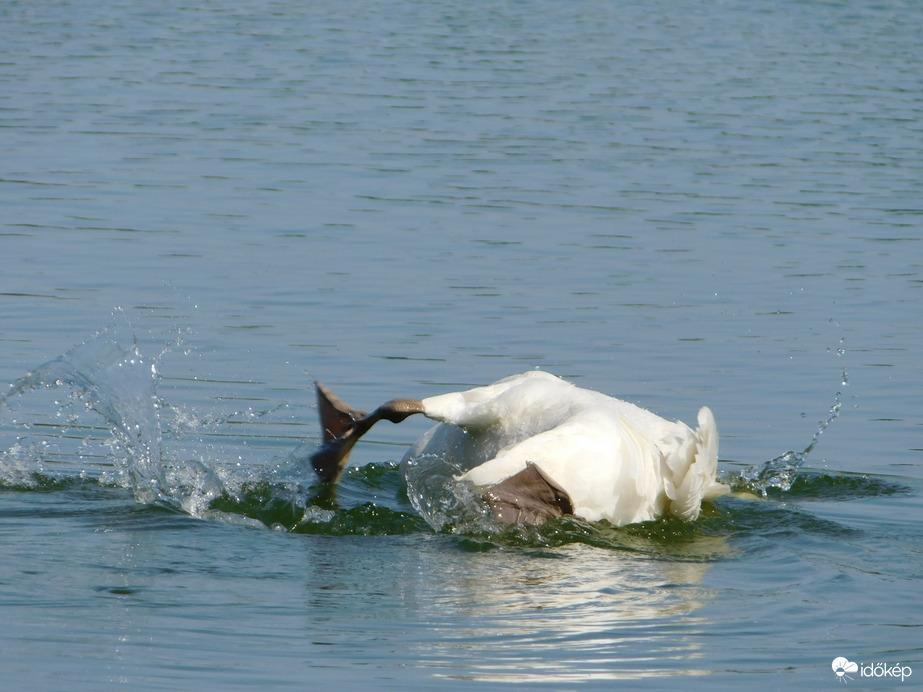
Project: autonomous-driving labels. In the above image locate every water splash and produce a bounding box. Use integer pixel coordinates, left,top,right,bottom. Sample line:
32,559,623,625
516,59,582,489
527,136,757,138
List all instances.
403,454,494,533
1,324,169,504
731,353,848,497
0,321,274,518
0,323,422,533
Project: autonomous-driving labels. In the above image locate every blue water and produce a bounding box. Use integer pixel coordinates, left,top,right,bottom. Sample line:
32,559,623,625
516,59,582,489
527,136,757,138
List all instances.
2,0,922,688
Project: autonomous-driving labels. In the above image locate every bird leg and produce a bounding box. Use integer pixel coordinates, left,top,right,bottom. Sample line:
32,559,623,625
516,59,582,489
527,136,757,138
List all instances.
485,462,574,525
311,381,423,483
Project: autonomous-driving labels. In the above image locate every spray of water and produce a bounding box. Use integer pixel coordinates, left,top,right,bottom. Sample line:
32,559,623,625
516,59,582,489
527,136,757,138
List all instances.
0,320,281,525
0,321,395,531
734,340,848,497
1,324,170,503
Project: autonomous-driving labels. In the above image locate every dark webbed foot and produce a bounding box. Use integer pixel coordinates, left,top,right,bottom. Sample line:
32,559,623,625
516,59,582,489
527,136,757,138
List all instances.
311,381,424,484
485,463,574,525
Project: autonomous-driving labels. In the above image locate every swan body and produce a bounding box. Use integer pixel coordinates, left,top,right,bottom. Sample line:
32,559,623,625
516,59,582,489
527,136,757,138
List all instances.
312,371,728,527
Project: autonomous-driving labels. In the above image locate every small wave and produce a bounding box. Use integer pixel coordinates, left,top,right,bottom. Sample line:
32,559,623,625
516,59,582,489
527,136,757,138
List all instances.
730,468,910,502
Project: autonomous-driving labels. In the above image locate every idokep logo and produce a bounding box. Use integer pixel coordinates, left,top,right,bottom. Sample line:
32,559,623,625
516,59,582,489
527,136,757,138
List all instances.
831,657,913,684
832,657,859,683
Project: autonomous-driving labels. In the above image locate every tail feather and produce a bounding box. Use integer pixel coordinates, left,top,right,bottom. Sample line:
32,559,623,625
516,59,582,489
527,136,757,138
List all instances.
671,406,726,520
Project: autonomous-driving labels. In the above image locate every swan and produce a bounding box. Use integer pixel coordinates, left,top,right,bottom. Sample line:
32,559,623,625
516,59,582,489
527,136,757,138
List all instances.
310,370,728,527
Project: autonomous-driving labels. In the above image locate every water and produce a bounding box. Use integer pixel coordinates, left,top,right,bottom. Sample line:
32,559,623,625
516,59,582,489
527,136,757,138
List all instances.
2,0,921,688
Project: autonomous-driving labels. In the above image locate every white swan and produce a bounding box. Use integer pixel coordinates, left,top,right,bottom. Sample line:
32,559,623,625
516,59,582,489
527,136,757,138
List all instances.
311,371,728,527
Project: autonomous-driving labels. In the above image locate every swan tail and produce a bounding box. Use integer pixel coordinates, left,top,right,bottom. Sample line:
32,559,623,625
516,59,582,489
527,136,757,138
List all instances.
671,406,728,520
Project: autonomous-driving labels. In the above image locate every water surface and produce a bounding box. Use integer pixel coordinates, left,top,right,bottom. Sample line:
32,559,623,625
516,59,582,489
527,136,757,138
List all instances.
2,0,921,688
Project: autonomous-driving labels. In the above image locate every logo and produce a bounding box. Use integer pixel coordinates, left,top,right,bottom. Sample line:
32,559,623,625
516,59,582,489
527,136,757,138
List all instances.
831,657,912,684
832,657,858,683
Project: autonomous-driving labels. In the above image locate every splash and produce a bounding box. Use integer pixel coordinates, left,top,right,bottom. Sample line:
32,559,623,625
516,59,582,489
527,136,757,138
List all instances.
0,322,424,534
1,324,168,503
729,353,848,497
0,322,262,519
403,454,495,533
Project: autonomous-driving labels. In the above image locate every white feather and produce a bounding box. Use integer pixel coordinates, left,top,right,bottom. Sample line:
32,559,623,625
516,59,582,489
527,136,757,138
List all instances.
404,371,727,526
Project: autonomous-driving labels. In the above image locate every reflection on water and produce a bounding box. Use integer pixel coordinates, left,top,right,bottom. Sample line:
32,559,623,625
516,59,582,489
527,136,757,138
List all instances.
296,533,723,684
411,544,717,682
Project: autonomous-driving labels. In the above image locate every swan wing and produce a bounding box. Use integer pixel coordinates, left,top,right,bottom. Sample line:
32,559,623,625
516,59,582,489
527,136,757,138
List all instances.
458,413,667,526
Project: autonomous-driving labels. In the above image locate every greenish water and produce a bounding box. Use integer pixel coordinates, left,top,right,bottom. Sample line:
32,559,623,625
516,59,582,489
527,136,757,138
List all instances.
2,0,921,688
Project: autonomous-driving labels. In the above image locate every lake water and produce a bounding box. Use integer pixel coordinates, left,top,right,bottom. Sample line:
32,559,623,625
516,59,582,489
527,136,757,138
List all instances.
2,0,921,688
